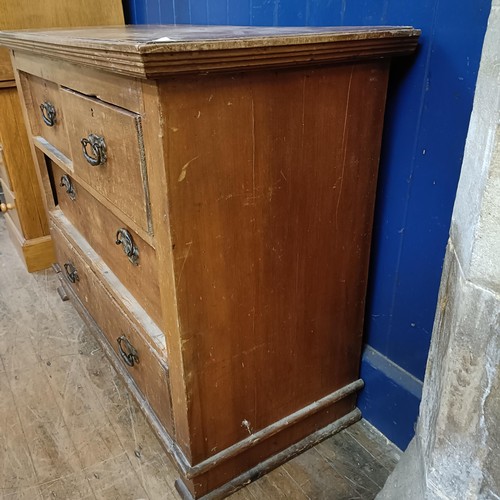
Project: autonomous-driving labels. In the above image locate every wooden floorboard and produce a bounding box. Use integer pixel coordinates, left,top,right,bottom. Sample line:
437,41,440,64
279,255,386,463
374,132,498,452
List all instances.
0,214,401,499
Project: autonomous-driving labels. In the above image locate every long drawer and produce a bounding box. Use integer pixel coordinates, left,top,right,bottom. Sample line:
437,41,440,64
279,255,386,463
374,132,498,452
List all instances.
51,220,174,435
51,161,162,327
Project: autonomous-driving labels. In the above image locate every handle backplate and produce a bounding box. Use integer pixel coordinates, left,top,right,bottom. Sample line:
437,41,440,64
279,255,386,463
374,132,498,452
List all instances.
60,174,76,201
115,228,139,265
63,262,79,283
117,335,139,367
40,101,56,127
81,133,107,166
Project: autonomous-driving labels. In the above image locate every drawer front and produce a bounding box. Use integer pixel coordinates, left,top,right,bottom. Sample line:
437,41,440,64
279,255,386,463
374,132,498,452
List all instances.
24,73,70,158
51,162,162,327
51,223,174,435
61,88,151,233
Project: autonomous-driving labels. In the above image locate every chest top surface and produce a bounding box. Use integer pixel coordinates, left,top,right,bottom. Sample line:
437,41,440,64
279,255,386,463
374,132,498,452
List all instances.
0,24,420,78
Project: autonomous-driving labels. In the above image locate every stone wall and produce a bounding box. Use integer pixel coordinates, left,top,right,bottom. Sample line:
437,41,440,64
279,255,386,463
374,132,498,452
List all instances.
378,1,500,498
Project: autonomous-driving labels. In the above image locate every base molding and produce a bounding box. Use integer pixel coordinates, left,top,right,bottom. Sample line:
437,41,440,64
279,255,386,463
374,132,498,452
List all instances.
175,408,362,500
357,345,422,449
4,213,54,272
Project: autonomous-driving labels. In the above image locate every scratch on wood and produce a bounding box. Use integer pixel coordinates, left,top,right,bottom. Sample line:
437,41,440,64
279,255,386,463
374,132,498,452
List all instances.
126,393,139,450
335,65,354,233
178,156,199,182
176,241,193,286
251,95,256,202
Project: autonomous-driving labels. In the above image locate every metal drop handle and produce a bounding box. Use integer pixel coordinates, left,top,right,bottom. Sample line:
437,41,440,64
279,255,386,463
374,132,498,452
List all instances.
63,262,79,283
60,174,76,201
81,133,107,166
40,101,56,127
117,335,139,367
115,228,139,265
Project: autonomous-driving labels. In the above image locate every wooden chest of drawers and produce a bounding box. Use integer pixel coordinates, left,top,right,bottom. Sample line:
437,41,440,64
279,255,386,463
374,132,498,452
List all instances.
0,25,419,498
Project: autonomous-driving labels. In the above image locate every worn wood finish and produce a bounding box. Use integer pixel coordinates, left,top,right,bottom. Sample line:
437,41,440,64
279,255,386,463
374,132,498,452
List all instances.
3,211,55,272
32,136,155,246
0,48,13,81
52,209,166,358
2,25,419,498
181,395,360,497
139,79,193,455
51,219,174,434
161,62,389,466
176,407,362,499
0,0,123,272
61,88,152,233
0,25,420,78
14,52,144,114
0,146,9,187
0,86,48,239
51,162,162,327
23,73,71,158
0,213,402,498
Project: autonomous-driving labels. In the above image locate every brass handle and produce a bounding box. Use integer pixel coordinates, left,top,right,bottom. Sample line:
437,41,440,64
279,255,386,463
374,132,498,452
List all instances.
0,202,14,213
40,101,56,127
81,134,106,166
63,262,79,283
117,335,139,367
115,228,139,265
60,175,76,201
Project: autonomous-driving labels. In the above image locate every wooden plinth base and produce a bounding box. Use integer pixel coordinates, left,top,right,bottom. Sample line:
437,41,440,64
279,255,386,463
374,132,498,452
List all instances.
174,408,361,499
4,213,55,272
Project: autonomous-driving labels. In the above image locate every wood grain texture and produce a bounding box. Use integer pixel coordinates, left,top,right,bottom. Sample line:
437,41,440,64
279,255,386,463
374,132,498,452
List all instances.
3,212,55,272
160,61,389,466
0,214,401,499
0,48,13,81
139,79,193,457
0,0,123,272
15,52,144,114
6,25,418,498
61,88,152,234
181,397,359,497
0,0,123,31
51,220,174,434
32,136,155,246
51,162,162,327
0,25,420,78
0,86,48,239
23,73,71,159
0,147,10,188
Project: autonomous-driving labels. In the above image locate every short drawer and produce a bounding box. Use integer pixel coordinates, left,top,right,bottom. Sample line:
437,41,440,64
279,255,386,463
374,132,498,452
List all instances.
23,73,71,159
51,222,174,435
51,162,162,327
61,88,151,234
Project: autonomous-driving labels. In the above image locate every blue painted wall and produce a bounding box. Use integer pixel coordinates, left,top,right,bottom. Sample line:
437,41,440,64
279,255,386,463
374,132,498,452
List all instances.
123,0,490,449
